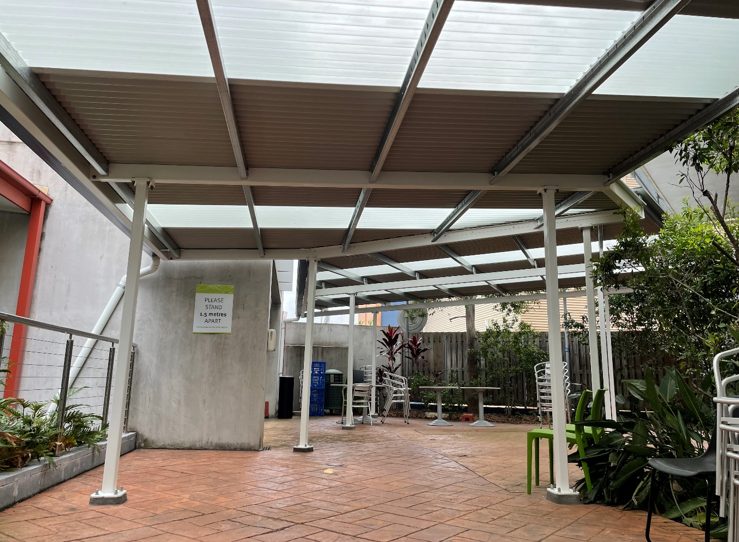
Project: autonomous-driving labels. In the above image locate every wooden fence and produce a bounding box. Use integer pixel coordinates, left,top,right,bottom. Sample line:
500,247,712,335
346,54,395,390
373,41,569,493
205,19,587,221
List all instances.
405,331,671,407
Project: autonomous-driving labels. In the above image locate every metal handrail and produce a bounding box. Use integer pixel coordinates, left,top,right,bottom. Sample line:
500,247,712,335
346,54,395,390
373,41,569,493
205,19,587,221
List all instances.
0,311,118,343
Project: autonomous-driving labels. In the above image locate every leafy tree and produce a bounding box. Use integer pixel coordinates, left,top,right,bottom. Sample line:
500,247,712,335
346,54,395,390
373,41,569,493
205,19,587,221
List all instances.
595,208,739,381
671,106,739,267
478,307,547,414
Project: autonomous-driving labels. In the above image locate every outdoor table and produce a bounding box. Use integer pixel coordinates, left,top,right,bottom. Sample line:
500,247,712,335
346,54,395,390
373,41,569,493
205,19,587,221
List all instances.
419,386,459,426
459,386,501,427
332,383,380,425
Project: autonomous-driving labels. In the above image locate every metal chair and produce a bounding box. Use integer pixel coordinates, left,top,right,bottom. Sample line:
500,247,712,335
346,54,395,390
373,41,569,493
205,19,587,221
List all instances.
535,361,578,426
645,436,716,542
380,370,410,424
341,383,373,425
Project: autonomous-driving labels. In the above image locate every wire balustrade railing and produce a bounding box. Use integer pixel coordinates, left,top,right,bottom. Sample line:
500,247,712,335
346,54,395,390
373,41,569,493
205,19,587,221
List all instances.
0,311,134,430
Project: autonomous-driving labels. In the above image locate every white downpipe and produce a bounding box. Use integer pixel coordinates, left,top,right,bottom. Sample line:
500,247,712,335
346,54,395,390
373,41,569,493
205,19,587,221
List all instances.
69,256,160,391
92,179,149,503
597,227,617,419
295,259,317,452
278,315,299,377
370,312,378,415
342,294,356,429
582,227,602,391
542,188,576,498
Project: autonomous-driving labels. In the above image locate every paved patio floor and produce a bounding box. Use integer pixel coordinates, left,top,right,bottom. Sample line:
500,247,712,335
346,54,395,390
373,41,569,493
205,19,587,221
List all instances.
0,417,706,541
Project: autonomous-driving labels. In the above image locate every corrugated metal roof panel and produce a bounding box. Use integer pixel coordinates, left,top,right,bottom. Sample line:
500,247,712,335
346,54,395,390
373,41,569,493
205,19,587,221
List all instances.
252,186,360,207
512,97,708,174
37,71,235,166
232,82,394,170
383,92,555,172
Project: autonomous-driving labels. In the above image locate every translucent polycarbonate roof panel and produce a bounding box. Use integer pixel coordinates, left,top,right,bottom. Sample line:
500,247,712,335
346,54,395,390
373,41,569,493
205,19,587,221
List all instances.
0,0,212,76
212,0,432,86
597,15,739,98
148,205,252,228
420,1,639,92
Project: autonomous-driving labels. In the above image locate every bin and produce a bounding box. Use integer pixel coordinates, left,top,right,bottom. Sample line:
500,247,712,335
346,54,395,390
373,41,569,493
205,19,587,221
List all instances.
324,369,344,415
277,376,294,419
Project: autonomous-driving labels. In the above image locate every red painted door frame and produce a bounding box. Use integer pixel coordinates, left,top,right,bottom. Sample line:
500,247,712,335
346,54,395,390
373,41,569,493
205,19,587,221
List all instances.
0,160,52,398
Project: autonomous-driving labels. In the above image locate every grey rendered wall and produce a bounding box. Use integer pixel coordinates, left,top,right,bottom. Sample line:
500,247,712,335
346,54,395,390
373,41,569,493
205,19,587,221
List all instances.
0,124,137,410
0,211,26,313
128,260,272,450
283,322,377,410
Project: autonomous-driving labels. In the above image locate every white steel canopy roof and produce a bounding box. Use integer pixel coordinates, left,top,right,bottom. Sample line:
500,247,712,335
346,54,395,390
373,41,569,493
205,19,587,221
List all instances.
0,0,737,306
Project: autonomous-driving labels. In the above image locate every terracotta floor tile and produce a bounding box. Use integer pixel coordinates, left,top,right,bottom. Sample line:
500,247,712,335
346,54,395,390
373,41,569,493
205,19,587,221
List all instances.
0,418,709,542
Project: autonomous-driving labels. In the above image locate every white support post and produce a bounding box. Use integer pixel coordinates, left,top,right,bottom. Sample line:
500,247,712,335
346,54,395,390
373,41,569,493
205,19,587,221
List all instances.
371,312,378,415
343,294,356,429
582,227,602,391
597,228,617,420
541,188,578,502
294,259,318,452
90,179,149,505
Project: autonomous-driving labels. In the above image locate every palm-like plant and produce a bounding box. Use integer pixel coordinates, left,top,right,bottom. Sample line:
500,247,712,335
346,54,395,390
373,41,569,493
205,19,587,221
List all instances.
377,326,404,380
405,335,429,373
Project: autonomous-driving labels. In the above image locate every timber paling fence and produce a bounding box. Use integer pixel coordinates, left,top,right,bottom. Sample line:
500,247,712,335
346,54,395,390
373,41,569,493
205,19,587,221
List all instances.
406,331,672,408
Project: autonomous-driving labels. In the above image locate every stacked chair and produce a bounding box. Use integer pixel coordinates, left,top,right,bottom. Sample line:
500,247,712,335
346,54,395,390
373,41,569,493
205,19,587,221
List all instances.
379,369,410,424
712,347,739,542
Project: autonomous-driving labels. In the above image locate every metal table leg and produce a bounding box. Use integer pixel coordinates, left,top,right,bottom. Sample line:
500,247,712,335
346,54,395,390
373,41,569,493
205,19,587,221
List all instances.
470,390,495,427
428,390,452,426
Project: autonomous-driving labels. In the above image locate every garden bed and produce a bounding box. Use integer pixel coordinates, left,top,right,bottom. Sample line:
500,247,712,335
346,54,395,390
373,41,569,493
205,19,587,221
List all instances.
0,432,136,510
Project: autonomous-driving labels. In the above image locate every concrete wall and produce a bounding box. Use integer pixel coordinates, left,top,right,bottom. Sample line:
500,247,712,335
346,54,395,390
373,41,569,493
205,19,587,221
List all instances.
128,260,273,450
0,211,26,313
0,124,285,450
0,124,136,409
264,269,282,418
283,322,377,410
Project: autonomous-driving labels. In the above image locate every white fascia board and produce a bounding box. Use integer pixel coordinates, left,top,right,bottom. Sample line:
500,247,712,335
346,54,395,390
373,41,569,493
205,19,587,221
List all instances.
605,179,645,217
0,69,168,259
100,164,609,192
315,263,585,296
178,209,624,261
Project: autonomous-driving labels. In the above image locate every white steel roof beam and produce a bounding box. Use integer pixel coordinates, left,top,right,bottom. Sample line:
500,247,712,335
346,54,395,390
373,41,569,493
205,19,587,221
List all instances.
607,87,739,182
372,253,461,299
316,264,585,297
431,0,690,239
197,0,264,255
0,68,168,259
100,166,608,192
178,209,624,261
490,0,691,179
316,262,418,304
342,0,454,250
512,235,538,269
0,34,108,175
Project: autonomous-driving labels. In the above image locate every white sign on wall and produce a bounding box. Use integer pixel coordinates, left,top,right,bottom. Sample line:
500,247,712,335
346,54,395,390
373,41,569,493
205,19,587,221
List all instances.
193,284,234,334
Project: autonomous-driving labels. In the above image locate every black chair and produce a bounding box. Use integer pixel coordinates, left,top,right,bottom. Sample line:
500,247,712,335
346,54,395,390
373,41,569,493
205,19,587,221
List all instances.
645,435,716,542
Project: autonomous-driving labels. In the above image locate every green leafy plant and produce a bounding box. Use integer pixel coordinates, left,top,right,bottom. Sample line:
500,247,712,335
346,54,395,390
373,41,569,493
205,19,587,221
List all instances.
576,368,718,533
478,308,547,414
377,326,404,382
0,389,107,471
405,335,429,374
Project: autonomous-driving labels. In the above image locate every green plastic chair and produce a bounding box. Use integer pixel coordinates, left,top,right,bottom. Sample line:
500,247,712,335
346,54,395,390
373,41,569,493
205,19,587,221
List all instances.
526,389,604,494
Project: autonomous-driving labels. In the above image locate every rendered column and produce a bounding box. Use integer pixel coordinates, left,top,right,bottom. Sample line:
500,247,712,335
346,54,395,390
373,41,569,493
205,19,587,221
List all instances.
541,188,577,500
582,227,602,391
90,179,149,505
342,294,356,429
294,259,318,452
